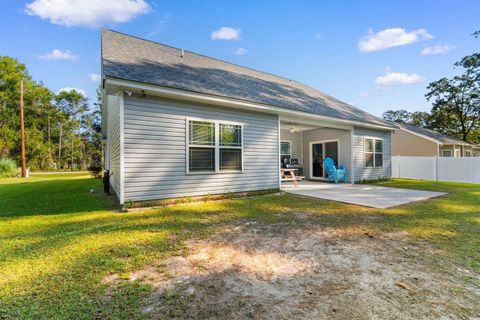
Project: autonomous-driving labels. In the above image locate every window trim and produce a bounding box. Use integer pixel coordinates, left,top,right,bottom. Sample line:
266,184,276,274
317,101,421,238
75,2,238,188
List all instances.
186,117,244,174
364,137,383,168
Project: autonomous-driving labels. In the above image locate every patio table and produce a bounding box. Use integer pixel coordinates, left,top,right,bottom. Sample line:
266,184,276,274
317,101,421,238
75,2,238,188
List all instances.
281,168,301,187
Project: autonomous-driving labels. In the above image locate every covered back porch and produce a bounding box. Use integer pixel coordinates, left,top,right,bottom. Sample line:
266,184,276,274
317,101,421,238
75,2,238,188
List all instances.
279,117,354,185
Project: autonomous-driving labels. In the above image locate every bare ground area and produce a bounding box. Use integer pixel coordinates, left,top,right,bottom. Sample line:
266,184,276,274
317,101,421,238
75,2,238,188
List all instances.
105,213,480,320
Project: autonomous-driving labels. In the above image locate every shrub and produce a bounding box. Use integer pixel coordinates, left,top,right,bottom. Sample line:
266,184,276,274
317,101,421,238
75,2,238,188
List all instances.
358,176,391,184
87,164,102,178
142,200,155,207
0,158,17,177
124,200,133,209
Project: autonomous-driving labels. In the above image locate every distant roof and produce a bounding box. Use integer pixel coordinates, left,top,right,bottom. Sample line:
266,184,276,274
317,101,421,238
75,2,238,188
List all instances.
101,29,392,128
393,122,473,145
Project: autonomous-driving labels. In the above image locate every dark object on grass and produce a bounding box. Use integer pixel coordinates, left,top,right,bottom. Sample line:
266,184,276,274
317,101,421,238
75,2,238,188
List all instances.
87,165,103,178
103,170,113,195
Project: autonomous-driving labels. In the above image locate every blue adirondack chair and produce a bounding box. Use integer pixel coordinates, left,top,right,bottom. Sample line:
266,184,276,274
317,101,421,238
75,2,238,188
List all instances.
323,157,347,183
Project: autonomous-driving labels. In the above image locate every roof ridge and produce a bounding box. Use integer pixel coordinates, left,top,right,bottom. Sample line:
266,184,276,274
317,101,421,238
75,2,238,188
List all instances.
102,29,393,128
102,28,298,84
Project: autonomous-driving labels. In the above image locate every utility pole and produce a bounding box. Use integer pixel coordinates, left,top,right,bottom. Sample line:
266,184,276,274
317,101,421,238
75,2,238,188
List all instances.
20,80,26,177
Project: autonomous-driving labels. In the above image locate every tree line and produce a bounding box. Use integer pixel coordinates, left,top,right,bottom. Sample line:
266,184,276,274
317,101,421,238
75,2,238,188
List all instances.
0,56,102,171
383,31,480,144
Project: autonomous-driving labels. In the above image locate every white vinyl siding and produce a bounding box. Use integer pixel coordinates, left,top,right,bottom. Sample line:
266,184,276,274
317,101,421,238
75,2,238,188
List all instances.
122,95,279,201
353,127,391,181
105,94,122,199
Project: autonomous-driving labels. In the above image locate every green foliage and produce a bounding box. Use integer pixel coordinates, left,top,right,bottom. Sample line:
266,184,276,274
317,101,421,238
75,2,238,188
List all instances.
124,199,134,209
409,111,431,127
141,200,155,207
87,164,102,178
425,32,480,144
358,176,391,184
0,158,17,177
0,55,102,171
382,109,411,124
383,109,433,127
383,31,480,144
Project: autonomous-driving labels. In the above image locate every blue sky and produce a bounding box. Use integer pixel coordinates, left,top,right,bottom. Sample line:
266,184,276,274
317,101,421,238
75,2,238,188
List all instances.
0,0,478,116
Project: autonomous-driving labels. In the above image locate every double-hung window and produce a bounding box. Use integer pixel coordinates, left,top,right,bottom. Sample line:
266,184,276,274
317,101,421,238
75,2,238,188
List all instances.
187,119,243,173
365,138,383,168
280,141,291,165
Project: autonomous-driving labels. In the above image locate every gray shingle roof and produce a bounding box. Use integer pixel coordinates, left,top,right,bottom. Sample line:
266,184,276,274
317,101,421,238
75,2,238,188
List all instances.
101,29,392,128
393,122,472,145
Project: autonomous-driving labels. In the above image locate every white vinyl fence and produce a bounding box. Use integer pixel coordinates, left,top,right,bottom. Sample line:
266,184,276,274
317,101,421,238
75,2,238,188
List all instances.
392,156,480,184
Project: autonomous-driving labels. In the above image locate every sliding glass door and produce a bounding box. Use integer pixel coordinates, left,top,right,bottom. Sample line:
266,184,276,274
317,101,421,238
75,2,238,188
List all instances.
310,141,338,179
312,143,324,178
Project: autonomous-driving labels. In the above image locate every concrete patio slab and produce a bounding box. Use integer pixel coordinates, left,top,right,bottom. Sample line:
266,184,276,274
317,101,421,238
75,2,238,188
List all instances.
282,181,447,209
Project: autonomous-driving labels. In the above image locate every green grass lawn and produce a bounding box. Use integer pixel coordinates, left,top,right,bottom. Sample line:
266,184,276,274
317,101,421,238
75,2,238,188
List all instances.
0,174,478,319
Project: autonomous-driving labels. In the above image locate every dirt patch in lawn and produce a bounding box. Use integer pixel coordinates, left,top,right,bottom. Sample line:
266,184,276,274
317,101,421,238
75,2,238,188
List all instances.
106,215,480,319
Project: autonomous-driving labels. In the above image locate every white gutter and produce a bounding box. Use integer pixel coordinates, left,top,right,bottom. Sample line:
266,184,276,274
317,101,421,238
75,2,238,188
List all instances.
105,77,395,132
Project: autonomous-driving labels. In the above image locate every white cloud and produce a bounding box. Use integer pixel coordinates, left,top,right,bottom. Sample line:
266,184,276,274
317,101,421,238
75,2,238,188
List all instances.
211,27,241,40
421,44,455,55
359,28,433,52
314,33,321,39
89,73,101,83
38,49,77,60
25,0,151,28
234,47,248,55
375,72,425,86
359,92,375,97
58,87,87,97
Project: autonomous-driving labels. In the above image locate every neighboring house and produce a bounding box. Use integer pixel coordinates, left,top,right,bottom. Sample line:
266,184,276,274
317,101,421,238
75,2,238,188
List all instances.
391,122,480,157
101,29,395,204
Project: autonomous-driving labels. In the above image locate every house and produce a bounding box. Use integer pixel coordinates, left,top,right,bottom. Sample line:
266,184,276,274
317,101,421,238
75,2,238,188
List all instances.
101,29,395,204
391,122,480,157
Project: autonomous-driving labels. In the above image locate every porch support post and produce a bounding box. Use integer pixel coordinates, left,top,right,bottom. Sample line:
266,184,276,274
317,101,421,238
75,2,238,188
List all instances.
350,129,355,184
278,116,281,189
